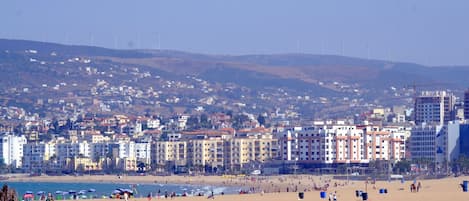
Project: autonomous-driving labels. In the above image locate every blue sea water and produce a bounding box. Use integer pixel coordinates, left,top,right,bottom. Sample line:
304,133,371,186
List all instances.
2,181,240,199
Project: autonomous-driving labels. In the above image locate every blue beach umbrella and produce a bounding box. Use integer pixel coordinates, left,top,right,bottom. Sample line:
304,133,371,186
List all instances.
55,191,63,194
25,191,33,194
88,189,96,192
123,189,133,193
37,191,45,195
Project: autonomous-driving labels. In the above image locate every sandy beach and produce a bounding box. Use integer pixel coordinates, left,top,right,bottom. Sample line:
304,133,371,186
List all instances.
6,174,338,193
5,174,469,201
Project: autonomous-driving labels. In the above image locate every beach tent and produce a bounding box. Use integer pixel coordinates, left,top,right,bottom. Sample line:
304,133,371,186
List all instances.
55,191,63,200
24,192,34,201
23,194,34,199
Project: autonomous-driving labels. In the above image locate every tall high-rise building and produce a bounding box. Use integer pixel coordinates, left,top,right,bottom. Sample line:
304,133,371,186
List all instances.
464,89,469,121
410,124,447,165
459,124,469,157
0,134,27,168
414,91,456,125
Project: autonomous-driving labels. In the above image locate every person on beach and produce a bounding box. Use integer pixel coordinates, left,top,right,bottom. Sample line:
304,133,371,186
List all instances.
46,193,53,201
147,193,152,201
207,191,214,199
124,193,129,201
417,182,421,192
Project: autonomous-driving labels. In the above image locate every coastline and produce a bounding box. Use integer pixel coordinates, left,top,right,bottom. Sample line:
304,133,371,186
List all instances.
4,174,469,201
5,174,340,193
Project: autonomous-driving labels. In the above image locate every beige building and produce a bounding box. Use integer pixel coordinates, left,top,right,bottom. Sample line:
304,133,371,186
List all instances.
153,141,188,169
228,134,278,169
68,157,102,171
150,131,278,172
189,138,225,170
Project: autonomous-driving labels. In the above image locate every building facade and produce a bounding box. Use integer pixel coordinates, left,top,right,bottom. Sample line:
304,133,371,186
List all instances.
465,89,469,121
0,134,27,168
410,124,447,166
414,91,455,125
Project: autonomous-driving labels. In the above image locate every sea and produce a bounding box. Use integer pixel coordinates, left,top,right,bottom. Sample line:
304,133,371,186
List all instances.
2,181,241,199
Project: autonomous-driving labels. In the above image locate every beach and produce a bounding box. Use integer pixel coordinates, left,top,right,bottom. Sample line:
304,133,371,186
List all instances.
6,174,339,193
6,174,469,201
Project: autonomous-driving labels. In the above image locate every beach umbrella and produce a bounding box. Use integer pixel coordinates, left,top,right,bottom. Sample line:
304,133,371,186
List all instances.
123,189,133,194
88,189,96,192
55,191,63,194
23,194,34,199
37,191,45,195
25,191,33,194
68,190,77,194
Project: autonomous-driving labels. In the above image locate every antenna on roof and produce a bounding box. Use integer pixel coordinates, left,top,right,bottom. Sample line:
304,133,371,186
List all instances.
296,40,300,53
113,36,118,49
157,33,161,50
341,40,345,56
366,43,370,60
88,33,94,46
321,40,325,55
65,33,70,45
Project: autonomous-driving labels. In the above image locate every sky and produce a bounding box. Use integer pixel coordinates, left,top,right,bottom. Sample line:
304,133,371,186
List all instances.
1,0,468,66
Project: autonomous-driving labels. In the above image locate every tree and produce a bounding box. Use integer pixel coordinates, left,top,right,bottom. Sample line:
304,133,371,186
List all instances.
453,155,469,174
232,114,249,129
200,114,211,129
186,115,200,130
257,114,266,126
393,159,411,174
0,158,6,174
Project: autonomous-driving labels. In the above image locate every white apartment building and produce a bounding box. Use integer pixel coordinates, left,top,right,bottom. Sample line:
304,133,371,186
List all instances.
135,141,151,165
146,119,161,129
56,141,90,167
0,134,27,168
117,141,135,159
277,122,367,165
90,142,110,161
364,131,405,161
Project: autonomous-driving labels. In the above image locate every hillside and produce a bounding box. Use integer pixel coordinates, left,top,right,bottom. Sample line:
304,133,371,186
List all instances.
0,38,467,118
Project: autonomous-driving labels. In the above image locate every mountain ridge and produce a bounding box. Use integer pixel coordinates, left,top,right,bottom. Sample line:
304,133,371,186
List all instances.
1,38,468,118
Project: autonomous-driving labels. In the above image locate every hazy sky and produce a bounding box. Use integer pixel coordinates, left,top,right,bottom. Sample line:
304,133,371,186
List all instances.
1,0,468,66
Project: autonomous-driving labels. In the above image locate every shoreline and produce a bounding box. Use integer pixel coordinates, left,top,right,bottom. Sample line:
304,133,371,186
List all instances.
4,174,343,193
4,174,469,201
